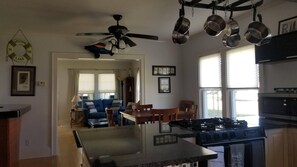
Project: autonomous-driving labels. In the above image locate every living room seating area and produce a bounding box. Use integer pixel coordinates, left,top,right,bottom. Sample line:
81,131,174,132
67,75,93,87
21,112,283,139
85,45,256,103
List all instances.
80,98,125,127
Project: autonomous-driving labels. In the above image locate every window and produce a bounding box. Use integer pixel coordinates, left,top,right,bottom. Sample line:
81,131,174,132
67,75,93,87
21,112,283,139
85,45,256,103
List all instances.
226,45,259,119
136,70,140,102
78,72,116,100
98,74,116,99
199,53,222,118
199,45,259,120
78,73,95,100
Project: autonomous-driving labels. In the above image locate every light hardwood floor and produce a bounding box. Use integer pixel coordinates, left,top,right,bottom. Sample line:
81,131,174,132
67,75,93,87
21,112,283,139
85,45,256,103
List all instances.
19,126,83,167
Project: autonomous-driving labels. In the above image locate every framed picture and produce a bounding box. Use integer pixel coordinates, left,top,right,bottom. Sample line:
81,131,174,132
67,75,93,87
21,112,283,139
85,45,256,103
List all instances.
152,65,176,76
11,66,36,96
158,77,171,93
278,16,297,35
159,122,172,133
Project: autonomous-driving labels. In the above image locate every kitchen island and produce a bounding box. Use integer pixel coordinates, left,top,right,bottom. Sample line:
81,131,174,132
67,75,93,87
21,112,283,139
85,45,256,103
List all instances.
0,104,31,167
74,123,217,167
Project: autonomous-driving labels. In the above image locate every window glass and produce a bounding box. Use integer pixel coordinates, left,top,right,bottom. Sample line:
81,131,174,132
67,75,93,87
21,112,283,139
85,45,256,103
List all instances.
136,70,140,102
202,90,223,118
230,89,259,121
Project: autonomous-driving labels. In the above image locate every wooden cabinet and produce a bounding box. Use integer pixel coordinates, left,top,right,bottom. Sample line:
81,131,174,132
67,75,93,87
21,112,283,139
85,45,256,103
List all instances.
123,77,135,106
265,128,288,167
288,128,297,167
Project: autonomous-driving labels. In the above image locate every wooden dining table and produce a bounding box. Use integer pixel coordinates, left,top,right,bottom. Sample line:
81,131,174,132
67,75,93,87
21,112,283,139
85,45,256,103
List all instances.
120,110,195,125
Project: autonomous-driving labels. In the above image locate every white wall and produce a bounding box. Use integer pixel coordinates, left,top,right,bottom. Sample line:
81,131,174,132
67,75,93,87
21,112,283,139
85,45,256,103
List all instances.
0,31,181,159
0,0,294,160
181,0,297,104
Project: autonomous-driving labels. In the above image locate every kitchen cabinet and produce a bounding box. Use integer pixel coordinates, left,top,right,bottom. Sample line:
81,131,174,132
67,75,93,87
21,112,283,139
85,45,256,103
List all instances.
288,128,297,167
255,31,297,64
265,128,288,167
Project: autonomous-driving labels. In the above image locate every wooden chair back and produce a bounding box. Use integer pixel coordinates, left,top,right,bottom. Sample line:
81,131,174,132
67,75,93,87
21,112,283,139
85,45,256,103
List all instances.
179,100,194,111
134,104,153,112
186,104,198,119
151,107,179,123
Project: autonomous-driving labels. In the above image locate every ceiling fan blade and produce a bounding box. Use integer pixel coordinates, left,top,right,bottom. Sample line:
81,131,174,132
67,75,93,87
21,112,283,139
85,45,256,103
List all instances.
76,32,112,36
126,33,159,40
121,36,137,47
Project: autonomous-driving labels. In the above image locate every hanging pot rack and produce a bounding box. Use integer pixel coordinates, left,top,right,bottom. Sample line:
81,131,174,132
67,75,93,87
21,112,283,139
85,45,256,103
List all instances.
179,0,263,12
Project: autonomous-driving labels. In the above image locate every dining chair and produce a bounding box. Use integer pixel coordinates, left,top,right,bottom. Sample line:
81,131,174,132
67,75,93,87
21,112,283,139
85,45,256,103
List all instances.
151,107,179,123
186,104,198,120
135,104,153,112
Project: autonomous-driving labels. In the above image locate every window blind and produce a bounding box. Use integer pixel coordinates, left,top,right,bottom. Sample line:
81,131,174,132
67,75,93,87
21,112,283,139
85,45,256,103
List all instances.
199,53,221,87
78,73,95,93
226,45,259,88
98,74,116,93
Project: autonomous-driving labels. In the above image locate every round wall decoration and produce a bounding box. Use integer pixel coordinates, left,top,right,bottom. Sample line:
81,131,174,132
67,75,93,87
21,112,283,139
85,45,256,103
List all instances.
6,29,33,65
7,39,33,64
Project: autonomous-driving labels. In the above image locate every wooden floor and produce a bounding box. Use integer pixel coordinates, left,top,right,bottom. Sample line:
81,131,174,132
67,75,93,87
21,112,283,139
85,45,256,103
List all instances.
19,125,83,167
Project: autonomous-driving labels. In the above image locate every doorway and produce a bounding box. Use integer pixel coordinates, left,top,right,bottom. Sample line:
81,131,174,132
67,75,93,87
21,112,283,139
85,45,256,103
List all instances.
51,52,145,155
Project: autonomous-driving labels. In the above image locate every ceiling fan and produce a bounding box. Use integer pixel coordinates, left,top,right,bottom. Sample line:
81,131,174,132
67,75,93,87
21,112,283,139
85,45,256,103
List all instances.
76,14,159,50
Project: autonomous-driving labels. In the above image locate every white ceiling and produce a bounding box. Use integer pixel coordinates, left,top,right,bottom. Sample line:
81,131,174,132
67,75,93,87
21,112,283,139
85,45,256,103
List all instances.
0,0,282,42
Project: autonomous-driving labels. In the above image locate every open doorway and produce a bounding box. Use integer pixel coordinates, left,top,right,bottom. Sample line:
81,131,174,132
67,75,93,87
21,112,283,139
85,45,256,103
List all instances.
51,52,145,155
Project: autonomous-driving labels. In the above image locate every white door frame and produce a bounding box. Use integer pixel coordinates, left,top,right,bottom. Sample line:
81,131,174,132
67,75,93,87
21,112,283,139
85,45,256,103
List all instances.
51,52,145,155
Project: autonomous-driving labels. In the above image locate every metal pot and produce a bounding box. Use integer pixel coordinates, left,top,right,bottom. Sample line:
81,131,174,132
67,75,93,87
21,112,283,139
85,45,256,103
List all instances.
256,28,272,46
245,9,269,44
174,17,190,34
225,19,240,36
172,30,189,44
222,33,241,48
204,14,226,36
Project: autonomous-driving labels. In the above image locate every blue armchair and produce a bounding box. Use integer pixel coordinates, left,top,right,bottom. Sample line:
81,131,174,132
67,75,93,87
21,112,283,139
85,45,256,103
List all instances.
80,99,124,126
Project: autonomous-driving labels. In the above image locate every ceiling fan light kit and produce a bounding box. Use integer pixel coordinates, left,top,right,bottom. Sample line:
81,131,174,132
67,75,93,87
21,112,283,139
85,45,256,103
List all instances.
77,14,158,58
175,0,271,47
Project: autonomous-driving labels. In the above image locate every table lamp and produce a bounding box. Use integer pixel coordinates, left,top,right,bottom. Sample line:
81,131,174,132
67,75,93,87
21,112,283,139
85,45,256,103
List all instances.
71,95,82,109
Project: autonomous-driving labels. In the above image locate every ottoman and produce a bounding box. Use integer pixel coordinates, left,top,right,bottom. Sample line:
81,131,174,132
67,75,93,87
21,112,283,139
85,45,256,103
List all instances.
88,118,108,128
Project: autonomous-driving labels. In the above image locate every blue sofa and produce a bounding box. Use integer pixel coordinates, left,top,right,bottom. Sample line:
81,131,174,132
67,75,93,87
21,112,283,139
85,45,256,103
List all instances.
79,99,125,126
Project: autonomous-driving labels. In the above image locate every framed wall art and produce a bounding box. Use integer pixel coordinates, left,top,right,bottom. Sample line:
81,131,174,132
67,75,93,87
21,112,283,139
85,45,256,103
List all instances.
158,77,171,93
278,16,297,35
152,65,176,76
11,65,36,96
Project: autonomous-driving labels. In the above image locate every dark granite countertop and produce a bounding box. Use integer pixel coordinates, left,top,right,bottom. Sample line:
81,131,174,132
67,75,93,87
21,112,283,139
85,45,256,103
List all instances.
0,104,31,118
75,123,217,167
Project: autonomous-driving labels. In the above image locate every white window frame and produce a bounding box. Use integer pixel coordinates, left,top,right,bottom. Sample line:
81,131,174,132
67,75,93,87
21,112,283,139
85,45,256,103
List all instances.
199,45,259,119
78,71,117,100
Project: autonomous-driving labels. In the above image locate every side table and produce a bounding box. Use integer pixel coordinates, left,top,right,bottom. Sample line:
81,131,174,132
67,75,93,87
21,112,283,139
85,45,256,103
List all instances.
70,108,84,128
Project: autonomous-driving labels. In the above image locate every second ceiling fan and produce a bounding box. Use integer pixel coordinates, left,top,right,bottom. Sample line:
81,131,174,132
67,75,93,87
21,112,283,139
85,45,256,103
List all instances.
76,14,159,49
